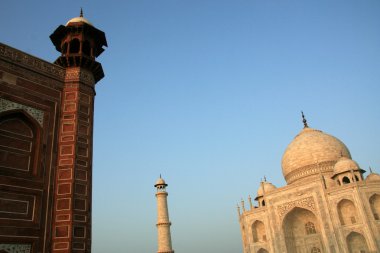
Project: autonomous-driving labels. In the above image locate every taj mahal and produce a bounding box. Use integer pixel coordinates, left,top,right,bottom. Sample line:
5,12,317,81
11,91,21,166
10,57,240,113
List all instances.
237,114,380,253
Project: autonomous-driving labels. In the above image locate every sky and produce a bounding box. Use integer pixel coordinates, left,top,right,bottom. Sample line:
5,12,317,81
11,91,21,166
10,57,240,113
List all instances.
1,1,380,252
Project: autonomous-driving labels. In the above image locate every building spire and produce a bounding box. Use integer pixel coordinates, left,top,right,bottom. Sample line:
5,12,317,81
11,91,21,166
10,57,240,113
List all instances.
369,166,373,173
80,8,83,17
301,111,309,128
248,195,253,210
237,204,241,217
241,199,246,212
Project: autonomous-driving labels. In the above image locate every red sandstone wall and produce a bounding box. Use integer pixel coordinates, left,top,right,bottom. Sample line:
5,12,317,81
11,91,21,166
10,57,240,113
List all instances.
0,43,64,253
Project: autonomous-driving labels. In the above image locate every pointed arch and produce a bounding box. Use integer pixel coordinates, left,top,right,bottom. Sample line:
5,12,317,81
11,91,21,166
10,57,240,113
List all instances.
346,232,369,253
0,109,41,176
282,207,323,252
257,248,268,253
369,194,380,220
252,220,267,243
337,199,358,225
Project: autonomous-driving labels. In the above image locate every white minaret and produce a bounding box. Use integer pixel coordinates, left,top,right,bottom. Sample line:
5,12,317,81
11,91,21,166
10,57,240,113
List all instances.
155,176,174,253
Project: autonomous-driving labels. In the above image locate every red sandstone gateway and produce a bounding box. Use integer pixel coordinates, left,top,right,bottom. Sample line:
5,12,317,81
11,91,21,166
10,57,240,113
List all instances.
0,10,107,253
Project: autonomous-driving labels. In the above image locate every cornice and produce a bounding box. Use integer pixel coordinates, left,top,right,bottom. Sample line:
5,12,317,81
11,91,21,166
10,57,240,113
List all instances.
0,43,65,81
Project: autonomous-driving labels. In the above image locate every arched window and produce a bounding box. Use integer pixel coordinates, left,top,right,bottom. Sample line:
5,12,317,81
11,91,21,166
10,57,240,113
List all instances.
311,247,321,253
257,248,268,253
342,176,350,184
347,232,369,253
305,222,316,235
82,40,91,56
338,199,358,225
70,39,80,53
369,194,380,220
355,175,360,182
252,220,267,243
283,207,320,252
0,111,40,176
262,200,265,206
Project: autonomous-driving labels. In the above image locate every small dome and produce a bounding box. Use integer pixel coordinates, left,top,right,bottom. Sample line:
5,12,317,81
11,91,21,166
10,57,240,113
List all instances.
366,172,380,182
256,182,277,198
282,127,351,184
66,10,93,27
333,157,360,175
66,16,93,26
154,177,167,187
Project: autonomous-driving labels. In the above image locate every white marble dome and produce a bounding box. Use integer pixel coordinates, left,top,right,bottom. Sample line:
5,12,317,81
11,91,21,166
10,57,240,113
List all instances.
155,177,167,187
256,181,277,197
366,172,380,182
66,10,93,26
282,127,351,184
66,16,93,26
333,157,360,175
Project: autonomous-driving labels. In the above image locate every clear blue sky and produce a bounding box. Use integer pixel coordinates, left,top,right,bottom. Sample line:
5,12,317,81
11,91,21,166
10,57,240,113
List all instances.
1,1,380,252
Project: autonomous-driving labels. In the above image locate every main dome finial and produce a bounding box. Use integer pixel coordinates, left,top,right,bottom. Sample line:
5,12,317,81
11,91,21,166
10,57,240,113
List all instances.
80,8,83,17
301,111,308,128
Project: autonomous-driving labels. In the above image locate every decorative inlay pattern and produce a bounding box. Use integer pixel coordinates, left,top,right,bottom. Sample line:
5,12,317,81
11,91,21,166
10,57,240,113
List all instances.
277,196,316,218
0,43,65,79
0,244,32,253
0,98,44,126
65,68,95,86
0,59,63,89
285,161,335,184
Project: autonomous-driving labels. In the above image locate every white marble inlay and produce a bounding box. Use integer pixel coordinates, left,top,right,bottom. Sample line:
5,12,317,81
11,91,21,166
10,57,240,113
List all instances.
0,98,44,127
0,244,32,253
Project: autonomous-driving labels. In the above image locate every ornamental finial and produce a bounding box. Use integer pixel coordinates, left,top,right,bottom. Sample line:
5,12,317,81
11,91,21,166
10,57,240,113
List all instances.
80,8,83,17
301,111,308,128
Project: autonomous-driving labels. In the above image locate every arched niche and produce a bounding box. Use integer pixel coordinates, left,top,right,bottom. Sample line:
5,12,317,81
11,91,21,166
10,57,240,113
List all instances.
282,207,323,253
346,232,369,253
337,199,358,225
252,220,267,243
369,194,380,220
0,110,41,177
257,248,268,253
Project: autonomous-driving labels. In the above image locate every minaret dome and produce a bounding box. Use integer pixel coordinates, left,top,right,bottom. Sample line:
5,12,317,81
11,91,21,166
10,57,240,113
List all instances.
50,9,108,83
